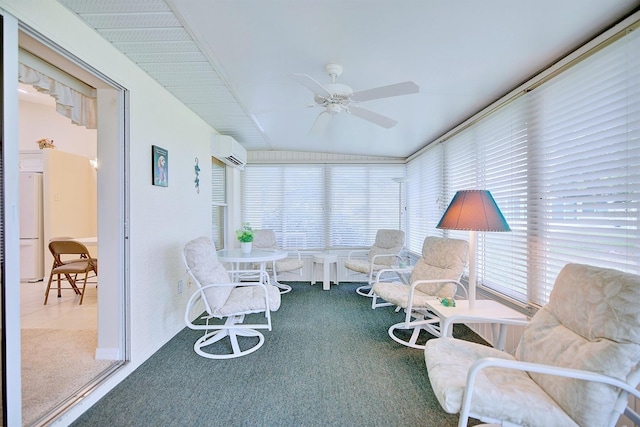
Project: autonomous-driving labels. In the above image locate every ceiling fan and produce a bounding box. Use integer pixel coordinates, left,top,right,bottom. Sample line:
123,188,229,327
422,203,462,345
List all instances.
290,63,419,134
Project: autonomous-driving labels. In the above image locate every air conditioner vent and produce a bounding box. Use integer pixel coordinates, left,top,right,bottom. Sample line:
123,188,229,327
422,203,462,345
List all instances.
211,135,247,170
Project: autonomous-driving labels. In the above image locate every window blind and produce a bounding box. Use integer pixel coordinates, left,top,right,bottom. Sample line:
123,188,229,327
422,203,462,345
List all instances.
211,159,226,249
242,163,404,249
242,164,325,249
406,144,444,253
327,165,404,247
406,23,639,307
526,26,640,304
474,97,529,302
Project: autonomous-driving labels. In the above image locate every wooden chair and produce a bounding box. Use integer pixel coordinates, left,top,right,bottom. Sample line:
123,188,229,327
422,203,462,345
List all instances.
44,239,98,305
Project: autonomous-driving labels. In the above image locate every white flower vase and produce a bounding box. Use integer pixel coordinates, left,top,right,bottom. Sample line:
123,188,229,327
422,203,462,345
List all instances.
241,241,252,253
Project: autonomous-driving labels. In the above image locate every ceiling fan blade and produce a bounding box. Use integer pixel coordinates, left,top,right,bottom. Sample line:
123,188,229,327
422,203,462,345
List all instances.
348,106,398,128
351,81,419,102
290,73,332,98
310,111,332,135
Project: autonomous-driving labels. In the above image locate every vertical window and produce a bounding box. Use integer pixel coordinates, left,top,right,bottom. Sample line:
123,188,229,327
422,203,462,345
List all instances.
526,27,640,304
327,164,404,247
242,163,404,249
435,103,530,303
242,164,325,249
406,24,640,307
406,146,443,253
211,158,226,249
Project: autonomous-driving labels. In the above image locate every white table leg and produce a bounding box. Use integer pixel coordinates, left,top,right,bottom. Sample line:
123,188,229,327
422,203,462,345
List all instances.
442,317,455,337
323,260,330,290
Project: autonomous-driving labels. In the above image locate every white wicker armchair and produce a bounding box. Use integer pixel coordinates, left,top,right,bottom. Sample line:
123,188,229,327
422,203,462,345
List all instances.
371,236,468,349
344,229,405,297
425,263,640,427
183,237,281,359
252,229,304,294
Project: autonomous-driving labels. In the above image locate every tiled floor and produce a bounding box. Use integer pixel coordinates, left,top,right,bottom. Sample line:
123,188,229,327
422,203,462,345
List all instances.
20,278,98,329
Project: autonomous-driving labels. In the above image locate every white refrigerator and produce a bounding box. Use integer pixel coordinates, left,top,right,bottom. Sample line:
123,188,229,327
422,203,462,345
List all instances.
20,172,44,282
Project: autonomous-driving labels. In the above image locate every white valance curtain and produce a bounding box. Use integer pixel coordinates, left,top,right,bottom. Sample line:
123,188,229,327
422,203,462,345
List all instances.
18,51,97,129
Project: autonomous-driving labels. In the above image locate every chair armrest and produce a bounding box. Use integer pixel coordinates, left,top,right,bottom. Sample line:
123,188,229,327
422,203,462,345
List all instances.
369,254,404,282
370,253,402,265
282,249,302,260
458,356,640,426
405,279,463,313
374,265,414,283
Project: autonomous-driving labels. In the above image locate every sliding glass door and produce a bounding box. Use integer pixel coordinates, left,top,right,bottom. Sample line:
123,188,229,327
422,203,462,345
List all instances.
1,10,23,426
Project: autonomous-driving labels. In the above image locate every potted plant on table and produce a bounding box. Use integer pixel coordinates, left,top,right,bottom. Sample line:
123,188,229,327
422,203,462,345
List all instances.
236,222,254,253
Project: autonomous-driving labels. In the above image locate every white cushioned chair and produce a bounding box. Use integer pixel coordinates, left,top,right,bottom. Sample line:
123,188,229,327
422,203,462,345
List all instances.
371,236,468,349
183,236,281,359
344,229,405,297
252,229,304,294
425,263,640,427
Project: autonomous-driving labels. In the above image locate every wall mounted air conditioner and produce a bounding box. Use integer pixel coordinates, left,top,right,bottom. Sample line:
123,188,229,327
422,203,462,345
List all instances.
211,135,247,170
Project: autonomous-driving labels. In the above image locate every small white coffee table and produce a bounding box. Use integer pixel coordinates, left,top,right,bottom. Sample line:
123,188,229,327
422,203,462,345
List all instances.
424,299,528,350
312,253,338,291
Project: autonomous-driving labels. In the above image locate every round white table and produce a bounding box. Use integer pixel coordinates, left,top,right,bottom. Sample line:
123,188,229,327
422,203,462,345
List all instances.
217,249,291,293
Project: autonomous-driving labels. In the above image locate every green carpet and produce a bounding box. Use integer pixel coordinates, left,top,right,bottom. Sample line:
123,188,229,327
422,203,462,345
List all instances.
72,282,486,426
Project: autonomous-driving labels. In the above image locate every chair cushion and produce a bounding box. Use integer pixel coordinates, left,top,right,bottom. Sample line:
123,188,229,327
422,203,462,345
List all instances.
216,283,281,317
184,237,233,312
374,229,405,249
275,257,304,273
372,281,447,308
368,229,405,265
53,260,94,274
344,259,389,274
425,337,578,426
252,229,278,250
410,237,468,291
515,263,640,427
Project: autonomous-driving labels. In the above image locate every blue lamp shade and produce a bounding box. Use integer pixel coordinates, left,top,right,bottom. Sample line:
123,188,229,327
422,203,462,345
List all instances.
436,190,511,232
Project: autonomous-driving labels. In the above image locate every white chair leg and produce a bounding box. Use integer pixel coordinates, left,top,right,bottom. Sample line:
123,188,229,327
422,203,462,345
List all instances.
388,316,442,350
271,268,292,294
193,316,266,359
355,284,374,297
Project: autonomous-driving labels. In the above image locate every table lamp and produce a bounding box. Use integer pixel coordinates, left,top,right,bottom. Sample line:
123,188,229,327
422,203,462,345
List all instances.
436,190,510,308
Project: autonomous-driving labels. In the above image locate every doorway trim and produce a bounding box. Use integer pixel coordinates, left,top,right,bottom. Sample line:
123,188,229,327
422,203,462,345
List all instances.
2,14,130,425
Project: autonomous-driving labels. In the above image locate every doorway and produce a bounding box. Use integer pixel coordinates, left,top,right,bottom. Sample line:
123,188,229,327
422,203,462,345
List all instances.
2,18,129,426
17,82,105,425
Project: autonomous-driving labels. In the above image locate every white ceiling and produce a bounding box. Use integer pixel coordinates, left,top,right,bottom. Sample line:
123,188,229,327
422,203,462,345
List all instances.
18,83,56,106
57,0,639,158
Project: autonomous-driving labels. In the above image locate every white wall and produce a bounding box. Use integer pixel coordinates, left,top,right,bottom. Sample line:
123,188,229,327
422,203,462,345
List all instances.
0,1,215,424
18,97,97,159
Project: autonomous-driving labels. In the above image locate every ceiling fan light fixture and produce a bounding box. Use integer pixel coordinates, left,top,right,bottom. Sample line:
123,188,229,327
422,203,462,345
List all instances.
326,103,341,115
